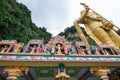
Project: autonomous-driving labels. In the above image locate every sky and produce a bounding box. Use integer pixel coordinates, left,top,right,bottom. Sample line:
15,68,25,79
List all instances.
17,0,120,36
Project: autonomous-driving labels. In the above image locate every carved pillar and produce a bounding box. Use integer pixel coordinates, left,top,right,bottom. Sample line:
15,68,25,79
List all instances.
3,66,29,80
90,67,110,80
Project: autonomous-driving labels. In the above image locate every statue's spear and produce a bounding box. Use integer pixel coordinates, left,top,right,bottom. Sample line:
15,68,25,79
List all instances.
80,3,120,30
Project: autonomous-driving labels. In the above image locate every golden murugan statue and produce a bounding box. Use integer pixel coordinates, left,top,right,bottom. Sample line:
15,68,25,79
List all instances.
74,3,120,49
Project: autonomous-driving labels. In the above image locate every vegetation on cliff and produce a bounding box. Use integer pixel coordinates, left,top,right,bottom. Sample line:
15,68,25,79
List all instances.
0,0,52,43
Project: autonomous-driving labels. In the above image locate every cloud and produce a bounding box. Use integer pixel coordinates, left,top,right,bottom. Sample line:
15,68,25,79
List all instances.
18,0,120,36
18,0,71,35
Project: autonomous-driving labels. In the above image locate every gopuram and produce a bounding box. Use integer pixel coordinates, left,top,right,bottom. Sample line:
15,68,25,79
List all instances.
0,3,120,80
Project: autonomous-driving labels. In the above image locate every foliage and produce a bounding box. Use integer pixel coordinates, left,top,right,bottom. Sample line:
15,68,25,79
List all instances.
59,26,80,41
87,37,96,46
116,29,120,36
58,26,96,45
0,0,52,44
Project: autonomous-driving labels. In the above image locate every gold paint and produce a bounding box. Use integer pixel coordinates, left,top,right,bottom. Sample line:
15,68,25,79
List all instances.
90,67,110,80
74,3,120,49
3,66,29,80
55,66,70,80
0,61,120,67
55,73,70,80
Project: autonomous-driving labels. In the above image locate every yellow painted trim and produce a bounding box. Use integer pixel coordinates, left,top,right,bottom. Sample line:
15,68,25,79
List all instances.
0,61,120,67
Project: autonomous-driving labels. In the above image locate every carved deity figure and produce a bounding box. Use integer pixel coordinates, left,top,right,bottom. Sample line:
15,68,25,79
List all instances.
55,63,70,80
78,3,120,49
56,44,62,55
36,45,40,54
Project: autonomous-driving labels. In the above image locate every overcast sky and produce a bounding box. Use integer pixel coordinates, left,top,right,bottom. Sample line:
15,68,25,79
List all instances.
17,0,120,36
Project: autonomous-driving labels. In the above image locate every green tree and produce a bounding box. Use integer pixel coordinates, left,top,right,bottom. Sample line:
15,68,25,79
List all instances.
0,0,52,44
116,29,120,35
58,25,96,45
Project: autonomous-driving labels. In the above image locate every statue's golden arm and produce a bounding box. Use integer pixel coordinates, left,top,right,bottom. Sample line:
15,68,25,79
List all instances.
74,19,89,46
79,8,89,23
86,16,102,21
